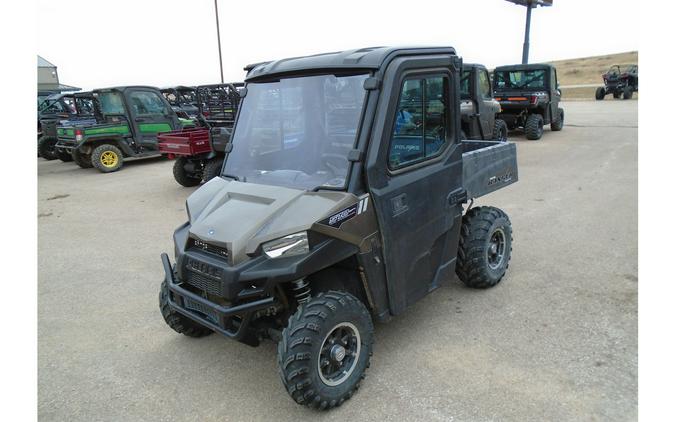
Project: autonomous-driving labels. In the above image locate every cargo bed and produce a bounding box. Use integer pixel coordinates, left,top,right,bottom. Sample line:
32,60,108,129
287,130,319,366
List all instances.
461,140,518,199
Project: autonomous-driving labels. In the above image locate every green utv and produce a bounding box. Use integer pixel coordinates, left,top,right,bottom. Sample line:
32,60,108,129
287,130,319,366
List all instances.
159,47,518,409
56,86,195,172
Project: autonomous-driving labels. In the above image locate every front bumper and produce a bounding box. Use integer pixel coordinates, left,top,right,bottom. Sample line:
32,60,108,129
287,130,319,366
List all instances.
161,253,276,341
55,139,77,153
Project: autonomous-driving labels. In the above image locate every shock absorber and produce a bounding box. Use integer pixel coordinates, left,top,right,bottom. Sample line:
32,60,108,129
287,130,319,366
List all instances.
291,279,311,305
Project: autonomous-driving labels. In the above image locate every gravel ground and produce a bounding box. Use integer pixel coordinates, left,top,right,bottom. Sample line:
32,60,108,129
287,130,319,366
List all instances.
38,100,637,422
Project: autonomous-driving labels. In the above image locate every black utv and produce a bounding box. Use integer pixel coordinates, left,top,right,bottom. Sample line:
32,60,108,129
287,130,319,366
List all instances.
159,47,519,409
161,86,200,118
461,63,508,141
38,92,96,161
493,63,564,140
595,64,638,100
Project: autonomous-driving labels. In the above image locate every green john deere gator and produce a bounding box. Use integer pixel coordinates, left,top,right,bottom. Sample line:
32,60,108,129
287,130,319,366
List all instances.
56,86,195,172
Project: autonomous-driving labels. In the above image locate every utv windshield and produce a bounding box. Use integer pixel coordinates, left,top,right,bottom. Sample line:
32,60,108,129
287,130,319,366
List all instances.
494,69,547,90
222,73,369,190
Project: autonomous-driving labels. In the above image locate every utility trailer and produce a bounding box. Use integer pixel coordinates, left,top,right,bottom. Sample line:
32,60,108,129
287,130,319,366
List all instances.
158,47,518,410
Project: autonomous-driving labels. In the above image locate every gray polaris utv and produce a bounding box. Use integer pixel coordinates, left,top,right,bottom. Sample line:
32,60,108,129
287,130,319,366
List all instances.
461,63,508,141
159,46,518,410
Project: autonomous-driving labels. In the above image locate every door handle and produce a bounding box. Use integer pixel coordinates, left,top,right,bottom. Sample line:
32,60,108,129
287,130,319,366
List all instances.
391,193,408,217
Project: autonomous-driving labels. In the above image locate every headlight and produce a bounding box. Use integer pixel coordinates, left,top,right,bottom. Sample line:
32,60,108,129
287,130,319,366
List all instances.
263,232,309,258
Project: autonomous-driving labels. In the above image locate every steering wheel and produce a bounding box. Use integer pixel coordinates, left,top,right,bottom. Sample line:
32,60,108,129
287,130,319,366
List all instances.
321,153,349,176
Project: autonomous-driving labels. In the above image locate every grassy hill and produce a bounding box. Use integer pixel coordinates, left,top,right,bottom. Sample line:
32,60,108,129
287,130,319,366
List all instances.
545,51,638,99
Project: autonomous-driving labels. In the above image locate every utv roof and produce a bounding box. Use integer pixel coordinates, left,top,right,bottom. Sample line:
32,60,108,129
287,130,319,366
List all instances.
93,86,161,92
160,86,196,92
245,46,457,81
494,63,555,72
463,63,486,69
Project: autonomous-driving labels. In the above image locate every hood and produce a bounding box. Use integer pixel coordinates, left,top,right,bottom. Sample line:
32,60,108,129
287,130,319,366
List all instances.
186,177,356,264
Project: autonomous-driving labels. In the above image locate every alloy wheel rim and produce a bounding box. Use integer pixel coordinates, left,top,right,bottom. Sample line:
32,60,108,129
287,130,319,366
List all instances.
317,322,361,386
100,151,118,167
487,228,506,270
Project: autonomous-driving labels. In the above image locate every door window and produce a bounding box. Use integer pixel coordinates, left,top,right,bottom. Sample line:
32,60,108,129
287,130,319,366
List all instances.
479,70,491,99
128,91,169,116
389,75,449,169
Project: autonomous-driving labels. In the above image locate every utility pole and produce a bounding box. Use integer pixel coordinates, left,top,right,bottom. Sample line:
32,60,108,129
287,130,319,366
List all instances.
504,0,553,64
522,2,533,64
214,0,224,83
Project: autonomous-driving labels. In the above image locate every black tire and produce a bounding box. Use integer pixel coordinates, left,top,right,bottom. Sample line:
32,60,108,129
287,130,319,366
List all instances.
203,158,224,182
278,291,374,410
159,280,212,338
72,149,93,168
551,108,564,131
524,113,544,140
91,144,124,173
56,149,73,162
623,87,633,100
595,87,606,100
173,157,202,187
493,119,508,142
456,206,513,289
612,91,621,99
38,136,58,160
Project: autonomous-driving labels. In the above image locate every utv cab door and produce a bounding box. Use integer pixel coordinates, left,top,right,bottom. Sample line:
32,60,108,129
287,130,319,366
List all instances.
366,55,464,316
549,68,561,122
475,67,497,137
126,89,179,150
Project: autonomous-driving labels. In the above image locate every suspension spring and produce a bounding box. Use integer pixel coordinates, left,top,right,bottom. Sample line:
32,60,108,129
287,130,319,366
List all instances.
291,279,311,304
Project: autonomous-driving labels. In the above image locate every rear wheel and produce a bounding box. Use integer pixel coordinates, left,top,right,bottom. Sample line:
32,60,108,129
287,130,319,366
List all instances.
92,144,124,173
595,87,606,100
493,119,508,142
623,87,633,100
38,136,58,160
203,158,224,182
278,291,373,410
72,149,93,168
456,206,513,289
172,157,202,187
551,108,564,131
524,113,544,140
159,281,212,338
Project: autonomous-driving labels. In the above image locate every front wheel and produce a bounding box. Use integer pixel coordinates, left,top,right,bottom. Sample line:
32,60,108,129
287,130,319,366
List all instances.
456,206,513,289
595,87,606,100
159,281,212,337
38,136,58,160
493,119,508,142
92,144,124,173
278,291,374,410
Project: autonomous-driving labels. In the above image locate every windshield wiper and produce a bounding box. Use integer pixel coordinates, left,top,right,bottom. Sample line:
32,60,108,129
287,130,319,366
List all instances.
221,174,241,181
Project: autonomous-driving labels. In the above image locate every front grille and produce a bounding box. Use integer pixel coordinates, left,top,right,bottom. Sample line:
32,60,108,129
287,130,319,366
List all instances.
185,270,223,296
183,297,219,323
188,238,229,260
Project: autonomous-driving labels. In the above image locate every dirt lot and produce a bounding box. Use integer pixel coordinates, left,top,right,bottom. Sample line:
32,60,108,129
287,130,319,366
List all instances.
38,100,638,421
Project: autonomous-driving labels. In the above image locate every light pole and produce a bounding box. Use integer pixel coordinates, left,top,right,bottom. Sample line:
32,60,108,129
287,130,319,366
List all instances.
504,0,552,64
214,0,224,83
